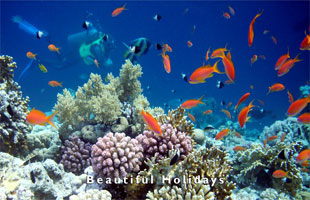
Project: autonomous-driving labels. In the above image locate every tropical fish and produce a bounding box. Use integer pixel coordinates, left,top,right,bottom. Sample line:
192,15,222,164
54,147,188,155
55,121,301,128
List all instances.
277,54,301,77
280,133,286,142
264,139,266,148
123,38,151,62
217,81,225,89
297,149,310,163
204,125,215,131
162,51,171,74
189,60,222,84
223,12,230,19
187,112,196,122
259,55,266,60
275,50,290,70
287,94,310,116
233,146,246,151
267,83,285,94
38,63,47,73
287,90,294,103
187,41,193,47
267,135,278,141
235,92,250,110
258,99,265,106
203,110,213,115
233,131,242,138
271,36,277,44
26,51,37,60
300,31,310,50
218,51,235,82
221,109,232,119
48,81,62,87
263,30,269,34
163,43,173,52
298,113,310,124
192,25,196,33
226,102,232,108
301,160,309,168
228,6,235,16
82,20,92,30
181,96,205,109
48,44,60,54
272,170,287,178
112,3,127,17
248,11,263,47
153,14,162,21
205,48,210,62
26,108,57,129
227,51,232,60
140,109,162,135
251,54,258,65
215,128,230,140
181,73,188,82
94,59,99,68
170,149,180,165
238,100,255,128
211,46,228,58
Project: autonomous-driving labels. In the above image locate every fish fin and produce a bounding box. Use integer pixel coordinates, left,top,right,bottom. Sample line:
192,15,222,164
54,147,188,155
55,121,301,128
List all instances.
294,53,302,62
46,111,58,129
60,82,63,87
122,3,127,9
198,95,205,104
246,116,251,122
267,87,271,95
212,60,224,74
207,73,214,78
248,99,255,109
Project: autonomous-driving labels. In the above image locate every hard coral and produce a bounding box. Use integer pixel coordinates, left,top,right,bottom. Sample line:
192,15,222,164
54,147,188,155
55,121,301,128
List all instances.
0,55,31,156
69,189,112,200
91,132,143,179
60,135,92,174
136,123,193,162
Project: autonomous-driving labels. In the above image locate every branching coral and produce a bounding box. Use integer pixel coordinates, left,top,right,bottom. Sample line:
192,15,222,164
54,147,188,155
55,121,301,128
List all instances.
91,132,144,179
0,55,31,156
69,189,112,200
136,123,193,162
232,142,303,196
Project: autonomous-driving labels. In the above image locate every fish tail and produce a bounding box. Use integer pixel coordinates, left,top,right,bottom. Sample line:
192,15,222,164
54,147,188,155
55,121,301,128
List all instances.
56,48,60,55
123,3,127,9
46,111,58,129
294,53,302,62
248,99,255,109
213,60,224,74
198,95,205,104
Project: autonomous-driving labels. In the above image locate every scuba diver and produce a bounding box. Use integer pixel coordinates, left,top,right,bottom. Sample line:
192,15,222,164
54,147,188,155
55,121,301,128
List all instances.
12,14,115,80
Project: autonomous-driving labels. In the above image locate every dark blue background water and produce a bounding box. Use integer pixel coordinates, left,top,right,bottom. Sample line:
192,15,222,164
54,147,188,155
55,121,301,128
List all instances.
1,1,309,130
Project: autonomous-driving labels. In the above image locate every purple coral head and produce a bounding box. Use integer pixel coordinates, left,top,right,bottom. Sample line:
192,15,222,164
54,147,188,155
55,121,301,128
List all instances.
91,132,144,179
136,123,193,162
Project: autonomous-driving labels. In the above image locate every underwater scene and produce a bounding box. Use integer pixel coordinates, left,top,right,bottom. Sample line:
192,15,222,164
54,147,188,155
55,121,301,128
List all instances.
1,0,310,199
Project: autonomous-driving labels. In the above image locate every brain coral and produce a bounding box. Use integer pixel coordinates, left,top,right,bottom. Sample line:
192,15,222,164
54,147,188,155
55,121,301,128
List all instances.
91,132,144,179
136,123,193,162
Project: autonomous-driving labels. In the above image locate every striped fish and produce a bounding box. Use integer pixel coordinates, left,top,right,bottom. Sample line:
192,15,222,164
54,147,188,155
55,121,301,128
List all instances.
123,38,151,62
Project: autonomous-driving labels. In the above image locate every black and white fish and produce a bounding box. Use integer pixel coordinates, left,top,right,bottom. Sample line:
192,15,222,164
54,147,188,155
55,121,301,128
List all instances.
102,34,108,42
123,38,151,62
204,125,215,131
182,73,188,82
36,31,44,39
171,89,176,93
146,85,151,90
170,149,180,165
82,21,92,30
153,14,162,21
221,101,226,106
217,81,224,89
155,43,162,50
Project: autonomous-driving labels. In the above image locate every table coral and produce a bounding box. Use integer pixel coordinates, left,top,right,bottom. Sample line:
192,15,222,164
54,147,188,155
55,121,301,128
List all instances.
91,132,144,179
136,123,193,162
0,55,31,156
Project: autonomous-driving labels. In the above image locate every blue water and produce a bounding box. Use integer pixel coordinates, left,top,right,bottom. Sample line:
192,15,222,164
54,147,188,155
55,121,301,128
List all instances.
1,1,309,131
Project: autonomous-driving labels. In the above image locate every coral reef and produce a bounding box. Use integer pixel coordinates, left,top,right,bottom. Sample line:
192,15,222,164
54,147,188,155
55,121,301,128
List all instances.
69,189,112,200
192,128,206,145
136,123,193,162
232,142,303,196
91,132,144,179
299,84,310,97
60,135,92,174
140,147,235,200
230,187,291,200
0,55,31,155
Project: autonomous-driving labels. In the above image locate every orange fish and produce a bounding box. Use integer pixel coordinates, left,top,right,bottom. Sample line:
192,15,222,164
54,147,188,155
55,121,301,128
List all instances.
203,110,212,115
272,170,287,178
298,113,310,124
258,99,265,106
162,51,171,74
300,31,310,50
187,41,193,47
187,112,196,122
263,30,269,34
94,59,99,68
181,96,205,109
48,81,62,87
223,12,230,19
189,60,222,84
267,83,285,94
226,102,233,108
287,90,294,103
267,135,278,142
238,100,254,128
263,139,266,148
140,109,162,135
211,46,228,58
287,94,310,116
271,36,277,44
301,160,310,168
215,128,230,140
235,92,250,110
163,44,173,52
48,44,60,54
275,50,290,70
277,54,301,77
280,133,286,142
26,108,58,129
251,54,258,65
225,79,234,85
221,109,232,119
248,11,263,47
112,3,127,17
227,51,232,60
205,48,210,62
233,131,242,138
228,6,235,16
26,51,37,60
297,149,310,163
219,51,235,82
233,146,246,151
